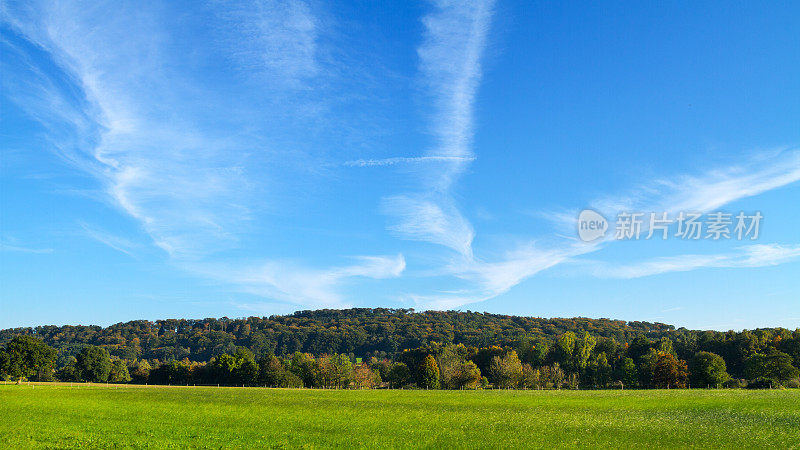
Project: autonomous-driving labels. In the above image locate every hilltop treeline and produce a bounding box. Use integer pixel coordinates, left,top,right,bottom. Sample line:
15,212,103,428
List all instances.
1,308,674,364
1,308,798,389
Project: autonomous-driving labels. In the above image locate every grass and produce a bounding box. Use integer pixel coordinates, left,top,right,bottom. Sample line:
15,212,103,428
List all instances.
1,384,798,449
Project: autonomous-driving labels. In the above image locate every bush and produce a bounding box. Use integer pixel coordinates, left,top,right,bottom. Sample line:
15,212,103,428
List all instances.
784,378,800,389
746,377,776,389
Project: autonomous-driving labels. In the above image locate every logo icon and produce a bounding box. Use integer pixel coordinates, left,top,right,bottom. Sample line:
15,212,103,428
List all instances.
578,209,608,242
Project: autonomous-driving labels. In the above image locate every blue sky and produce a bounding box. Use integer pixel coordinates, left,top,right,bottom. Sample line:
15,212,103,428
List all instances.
1,0,799,331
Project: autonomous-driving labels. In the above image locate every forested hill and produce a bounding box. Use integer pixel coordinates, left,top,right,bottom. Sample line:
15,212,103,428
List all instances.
1,308,678,362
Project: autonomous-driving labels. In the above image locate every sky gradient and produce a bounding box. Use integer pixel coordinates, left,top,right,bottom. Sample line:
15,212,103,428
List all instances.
1,0,799,330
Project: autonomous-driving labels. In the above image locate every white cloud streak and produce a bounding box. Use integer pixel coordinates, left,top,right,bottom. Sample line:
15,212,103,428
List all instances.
593,148,800,219
418,0,494,162
382,195,475,258
593,244,800,279
0,237,53,254
345,155,475,167
188,254,406,308
381,0,494,262
79,222,139,257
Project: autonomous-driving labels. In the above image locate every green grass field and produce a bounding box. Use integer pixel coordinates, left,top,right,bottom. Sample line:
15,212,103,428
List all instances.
1,384,798,449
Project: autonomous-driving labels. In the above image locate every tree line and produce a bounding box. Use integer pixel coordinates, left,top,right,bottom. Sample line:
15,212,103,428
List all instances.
1,309,798,389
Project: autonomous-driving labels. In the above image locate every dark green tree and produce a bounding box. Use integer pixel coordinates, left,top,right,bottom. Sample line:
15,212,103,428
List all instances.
689,351,729,388
387,362,411,388
619,357,638,388
75,346,112,382
0,335,57,381
745,350,799,384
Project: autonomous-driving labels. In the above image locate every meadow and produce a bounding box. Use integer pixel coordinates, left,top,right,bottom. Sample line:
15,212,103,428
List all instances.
1,384,798,449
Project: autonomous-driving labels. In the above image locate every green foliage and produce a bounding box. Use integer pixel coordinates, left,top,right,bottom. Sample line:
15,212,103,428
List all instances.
0,309,677,363
450,361,481,389
1,309,797,390
109,359,131,383
745,350,799,383
129,360,151,383
75,346,112,383
586,352,612,387
386,362,411,388
418,354,440,389
0,335,57,381
554,332,577,371
210,347,259,386
575,333,596,372
619,358,638,388
489,351,523,388
521,364,540,389
437,344,478,389
149,360,192,385
690,352,729,388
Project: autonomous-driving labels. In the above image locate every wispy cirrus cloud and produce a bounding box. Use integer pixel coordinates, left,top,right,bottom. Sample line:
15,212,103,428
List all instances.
595,148,800,220
188,254,406,308
211,0,318,84
0,236,53,254
4,1,262,258
382,195,475,258
2,0,405,306
381,0,494,262
593,244,800,279
418,0,494,162
79,222,139,257
413,146,800,310
345,155,475,167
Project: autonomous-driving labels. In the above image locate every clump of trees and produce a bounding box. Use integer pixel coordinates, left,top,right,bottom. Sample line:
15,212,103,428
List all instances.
2,309,799,390
0,335,56,381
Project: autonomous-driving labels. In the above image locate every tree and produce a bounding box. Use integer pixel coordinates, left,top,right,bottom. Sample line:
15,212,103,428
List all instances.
290,352,317,388
56,357,80,382
521,364,541,389
555,332,577,372
437,344,470,389
75,346,112,382
689,352,729,388
0,335,57,381
387,362,411,388
489,351,523,388
638,348,659,387
211,348,258,385
332,354,353,388
745,350,799,384
575,332,596,373
149,360,192,385
237,355,259,386
451,360,481,389
550,363,565,389
109,359,131,383
353,363,381,389
259,354,286,387
418,354,440,389
589,352,612,388
130,360,152,383
653,353,688,388
619,358,638,388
